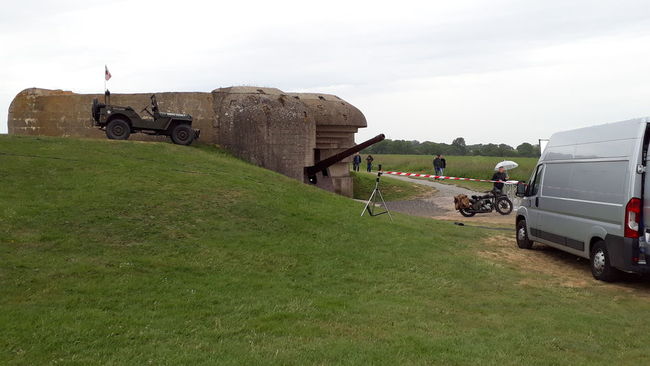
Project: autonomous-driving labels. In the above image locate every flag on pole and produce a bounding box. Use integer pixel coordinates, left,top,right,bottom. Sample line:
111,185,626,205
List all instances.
105,65,112,81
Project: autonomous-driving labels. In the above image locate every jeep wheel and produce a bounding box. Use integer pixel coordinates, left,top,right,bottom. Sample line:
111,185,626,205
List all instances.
516,219,533,249
106,119,131,140
171,124,194,146
590,240,620,282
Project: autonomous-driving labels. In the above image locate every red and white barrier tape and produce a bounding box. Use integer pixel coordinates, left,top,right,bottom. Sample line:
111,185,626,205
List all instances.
383,171,520,185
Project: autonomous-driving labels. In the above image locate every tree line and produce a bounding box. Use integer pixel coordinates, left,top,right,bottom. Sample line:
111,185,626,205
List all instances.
362,137,541,157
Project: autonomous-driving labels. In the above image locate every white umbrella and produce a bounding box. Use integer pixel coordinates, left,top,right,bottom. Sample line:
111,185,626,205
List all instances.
495,160,518,171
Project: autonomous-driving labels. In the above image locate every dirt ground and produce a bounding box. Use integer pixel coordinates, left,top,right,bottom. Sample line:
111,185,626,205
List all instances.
383,175,650,293
480,234,650,296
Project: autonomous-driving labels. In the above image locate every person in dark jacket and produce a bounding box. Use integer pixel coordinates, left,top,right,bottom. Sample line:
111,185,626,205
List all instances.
352,153,362,172
433,155,445,176
492,166,509,193
366,155,374,172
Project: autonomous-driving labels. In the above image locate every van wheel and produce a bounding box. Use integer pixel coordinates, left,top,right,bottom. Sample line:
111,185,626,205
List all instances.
516,219,533,249
106,119,130,140
171,124,194,146
496,197,513,215
590,240,620,282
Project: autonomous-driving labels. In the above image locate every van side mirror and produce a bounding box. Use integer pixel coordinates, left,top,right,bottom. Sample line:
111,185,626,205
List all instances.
516,182,527,197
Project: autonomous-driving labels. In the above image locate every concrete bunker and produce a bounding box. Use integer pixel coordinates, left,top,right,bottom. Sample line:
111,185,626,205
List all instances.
8,86,370,196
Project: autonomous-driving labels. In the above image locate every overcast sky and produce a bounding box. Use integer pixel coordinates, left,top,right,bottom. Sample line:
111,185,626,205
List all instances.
2,0,650,146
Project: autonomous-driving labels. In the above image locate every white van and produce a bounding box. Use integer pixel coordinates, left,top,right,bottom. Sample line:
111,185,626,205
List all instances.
515,118,650,281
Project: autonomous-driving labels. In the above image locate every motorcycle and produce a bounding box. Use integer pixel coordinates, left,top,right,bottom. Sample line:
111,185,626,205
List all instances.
455,191,513,217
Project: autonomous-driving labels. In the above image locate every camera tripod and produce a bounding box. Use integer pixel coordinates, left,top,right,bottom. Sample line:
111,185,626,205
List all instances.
361,166,393,221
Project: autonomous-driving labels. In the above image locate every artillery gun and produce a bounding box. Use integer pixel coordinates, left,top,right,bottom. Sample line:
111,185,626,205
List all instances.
304,134,385,189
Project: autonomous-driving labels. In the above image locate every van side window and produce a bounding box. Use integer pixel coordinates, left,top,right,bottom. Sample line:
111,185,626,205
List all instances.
530,165,544,196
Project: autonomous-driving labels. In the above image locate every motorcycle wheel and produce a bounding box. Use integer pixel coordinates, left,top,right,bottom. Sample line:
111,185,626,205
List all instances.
496,197,513,215
459,208,476,217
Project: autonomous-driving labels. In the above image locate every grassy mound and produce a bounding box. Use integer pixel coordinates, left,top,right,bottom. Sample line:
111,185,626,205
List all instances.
1,135,648,365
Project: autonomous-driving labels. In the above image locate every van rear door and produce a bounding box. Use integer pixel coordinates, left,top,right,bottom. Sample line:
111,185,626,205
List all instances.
641,126,650,241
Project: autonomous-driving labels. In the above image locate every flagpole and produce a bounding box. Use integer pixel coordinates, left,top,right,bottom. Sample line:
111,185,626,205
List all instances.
104,65,109,104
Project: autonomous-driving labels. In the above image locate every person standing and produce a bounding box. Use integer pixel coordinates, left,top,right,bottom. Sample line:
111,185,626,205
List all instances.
352,152,362,172
433,155,443,176
366,155,374,172
440,155,447,176
492,166,509,193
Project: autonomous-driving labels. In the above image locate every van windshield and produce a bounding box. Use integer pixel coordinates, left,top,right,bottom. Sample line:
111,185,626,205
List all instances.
529,165,544,196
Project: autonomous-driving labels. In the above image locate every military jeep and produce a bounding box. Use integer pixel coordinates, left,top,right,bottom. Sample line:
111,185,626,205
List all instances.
91,94,200,145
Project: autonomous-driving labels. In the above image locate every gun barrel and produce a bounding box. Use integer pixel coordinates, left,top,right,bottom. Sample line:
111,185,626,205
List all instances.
304,134,385,177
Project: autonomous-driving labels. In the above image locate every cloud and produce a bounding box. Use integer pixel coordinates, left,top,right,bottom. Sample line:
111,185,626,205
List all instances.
2,0,650,146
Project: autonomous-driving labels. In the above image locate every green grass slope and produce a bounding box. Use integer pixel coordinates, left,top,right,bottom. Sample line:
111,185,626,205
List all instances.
1,136,649,365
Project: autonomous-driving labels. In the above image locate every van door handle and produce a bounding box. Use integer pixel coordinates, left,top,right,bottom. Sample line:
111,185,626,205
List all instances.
535,197,539,207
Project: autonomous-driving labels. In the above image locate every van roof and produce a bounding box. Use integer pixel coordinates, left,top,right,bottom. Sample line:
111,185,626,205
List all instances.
543,117,649,161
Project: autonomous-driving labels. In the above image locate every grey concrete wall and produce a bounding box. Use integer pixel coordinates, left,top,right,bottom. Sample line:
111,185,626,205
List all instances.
8,88,215,142
212,87,316,181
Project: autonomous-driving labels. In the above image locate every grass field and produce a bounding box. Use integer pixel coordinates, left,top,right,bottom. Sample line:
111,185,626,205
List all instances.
351,171,434,201
368,154,539,191
2,135,650,365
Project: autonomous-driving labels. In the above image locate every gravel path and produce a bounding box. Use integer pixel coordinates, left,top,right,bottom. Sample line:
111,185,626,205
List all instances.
383,176,476,217
382,175,515,223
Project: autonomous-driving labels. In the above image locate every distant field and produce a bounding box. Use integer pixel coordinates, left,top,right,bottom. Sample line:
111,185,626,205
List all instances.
366,154,539,191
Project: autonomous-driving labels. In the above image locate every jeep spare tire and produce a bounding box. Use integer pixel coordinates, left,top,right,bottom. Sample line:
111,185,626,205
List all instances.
106,119,131,140
171,124,194,145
